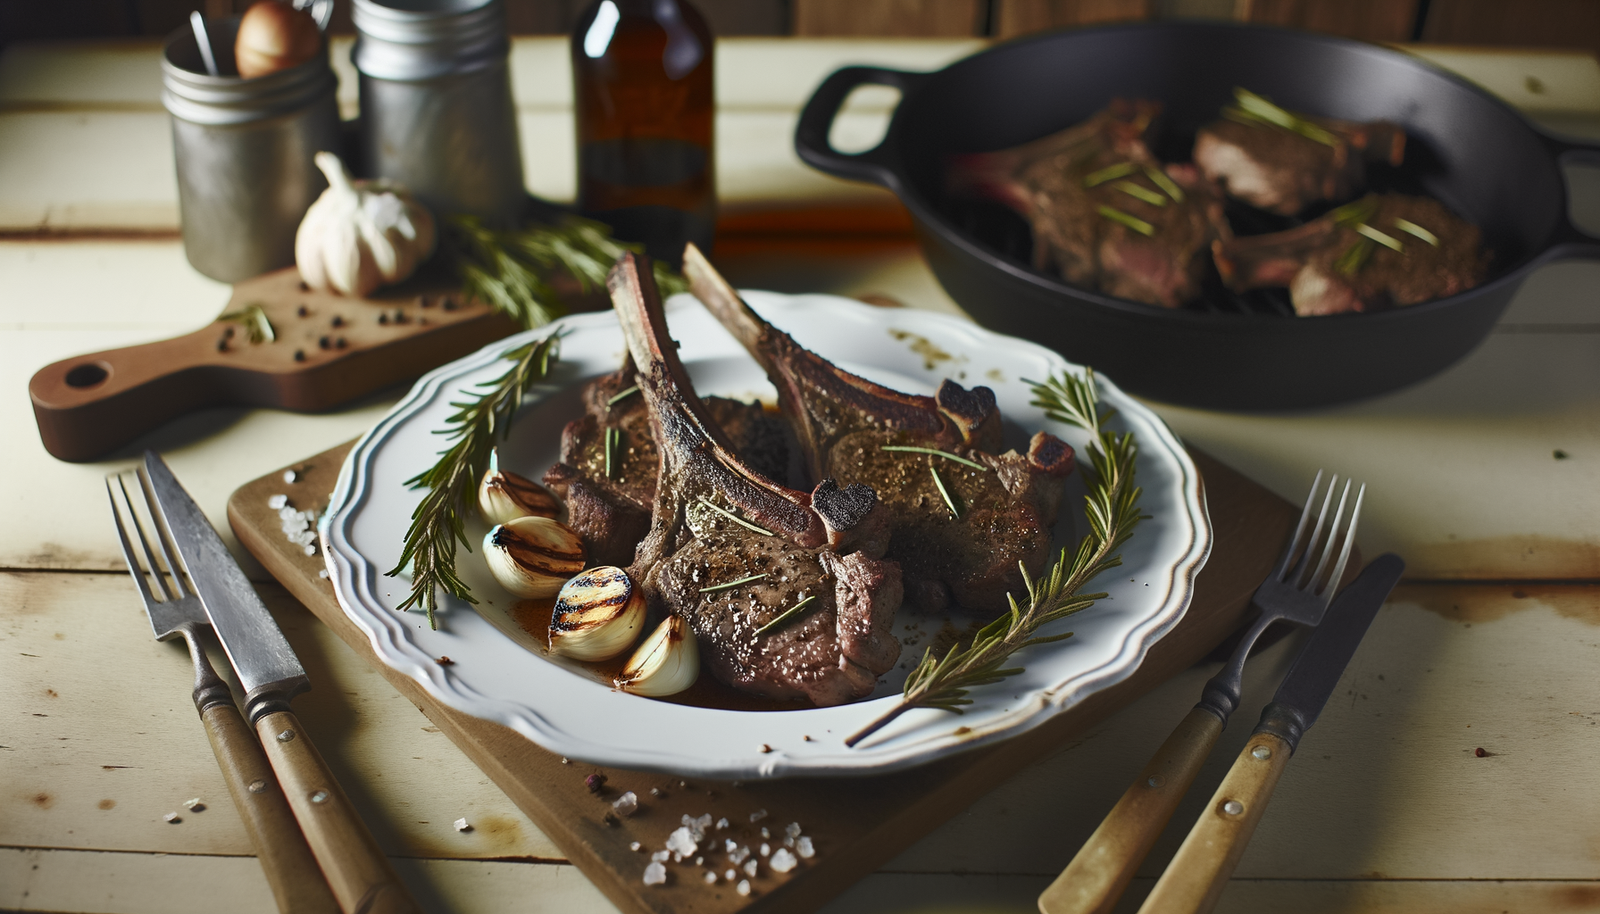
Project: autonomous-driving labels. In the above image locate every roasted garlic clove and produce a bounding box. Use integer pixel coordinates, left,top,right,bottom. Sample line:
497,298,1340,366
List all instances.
548,566,646,661
615,614,699,697
479,449,561,526
482,516,585,598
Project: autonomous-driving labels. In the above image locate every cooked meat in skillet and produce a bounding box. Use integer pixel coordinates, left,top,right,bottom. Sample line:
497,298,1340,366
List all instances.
1213,193,1488,316
1193,88,1406,217
683,244,1075,618
948,99,1232,307
610,254,902,707
543,362,788,568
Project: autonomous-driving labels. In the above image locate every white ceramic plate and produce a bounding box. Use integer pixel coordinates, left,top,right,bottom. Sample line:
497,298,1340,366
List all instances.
322,292,1210,778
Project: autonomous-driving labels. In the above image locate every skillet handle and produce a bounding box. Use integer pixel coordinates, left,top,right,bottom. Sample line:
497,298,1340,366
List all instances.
1538,131,1600,259
794,65,929,188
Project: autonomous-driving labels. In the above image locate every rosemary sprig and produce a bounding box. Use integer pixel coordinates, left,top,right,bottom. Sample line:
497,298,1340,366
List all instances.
604,426,621,479
1083,161,1139,187
1143,165,1185,204
1354,223,1404,252
606,384,640,408
700,573,770,594
440,214,687,331
1097,205,1156,237
846,368,1145,747
218,303,275,343
1334,237,1376,276
881,445,988,471
1228,87,1341,148
387,332,563,628
1113,180,1167,207
697,498,775,537
930,465,961,519
756,595,820,636
1393,218,1439,247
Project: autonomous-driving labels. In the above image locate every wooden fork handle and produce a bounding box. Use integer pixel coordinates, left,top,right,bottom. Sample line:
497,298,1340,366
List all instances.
1135,732,1293,914
255,709,421,914
1038,706,1224,914
198,698,341,914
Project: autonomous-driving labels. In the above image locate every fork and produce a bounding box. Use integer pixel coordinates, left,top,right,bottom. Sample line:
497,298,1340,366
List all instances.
1038,471,1364,914
108,470,340,914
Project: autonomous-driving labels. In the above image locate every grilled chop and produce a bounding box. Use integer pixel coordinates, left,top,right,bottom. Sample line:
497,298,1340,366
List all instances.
1213,193,1487,316
543,362,788,568
1194,90,1406,216
683,244,1075,618
610,254,902,707
947,99,1232,308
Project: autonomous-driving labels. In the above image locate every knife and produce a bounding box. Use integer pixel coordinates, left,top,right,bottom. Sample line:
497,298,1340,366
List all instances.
1133,552,1406,914
143,451,422,914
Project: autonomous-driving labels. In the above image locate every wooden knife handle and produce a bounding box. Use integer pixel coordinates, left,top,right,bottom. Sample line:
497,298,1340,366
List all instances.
1038,706,1224,914
1135,732,1293,914
255,709,421,914
200,702,341,914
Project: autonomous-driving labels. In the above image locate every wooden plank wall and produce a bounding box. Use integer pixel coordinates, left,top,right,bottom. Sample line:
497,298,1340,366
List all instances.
4,0,1597,60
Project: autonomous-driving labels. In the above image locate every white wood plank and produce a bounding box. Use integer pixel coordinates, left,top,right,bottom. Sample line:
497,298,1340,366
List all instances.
0,571,558,861
0,847,621,914
1398,44,1600,115
1151,331,1600,581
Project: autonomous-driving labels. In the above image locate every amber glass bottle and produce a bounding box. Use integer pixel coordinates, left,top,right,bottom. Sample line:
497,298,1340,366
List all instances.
571,0,715,266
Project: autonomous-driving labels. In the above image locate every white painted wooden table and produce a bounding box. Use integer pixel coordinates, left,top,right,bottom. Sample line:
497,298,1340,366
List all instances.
2,37,1599,914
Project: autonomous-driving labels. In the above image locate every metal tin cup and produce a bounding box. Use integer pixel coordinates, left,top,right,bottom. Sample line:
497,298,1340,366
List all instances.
161,18,341,283
353,0,526,228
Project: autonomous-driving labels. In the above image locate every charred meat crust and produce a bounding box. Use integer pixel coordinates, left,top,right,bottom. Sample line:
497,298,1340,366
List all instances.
684,244,1076,618
609,254,903,707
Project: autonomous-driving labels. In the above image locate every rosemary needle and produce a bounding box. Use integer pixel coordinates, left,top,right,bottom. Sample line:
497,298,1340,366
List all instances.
930,465,961,519
697,499,775,537
1355,223,1405,251
1393,218,1439,247
881,445,987,470
1083,161,1138,188
606,384,640,407
756,595,819,636
1097,205,1156,237
1113,180,1167,207
1143,165,1185,204
604,426,621,479
699,573,769,593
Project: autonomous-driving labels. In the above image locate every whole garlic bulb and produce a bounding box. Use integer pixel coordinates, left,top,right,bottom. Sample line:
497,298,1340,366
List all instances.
295,151,436,297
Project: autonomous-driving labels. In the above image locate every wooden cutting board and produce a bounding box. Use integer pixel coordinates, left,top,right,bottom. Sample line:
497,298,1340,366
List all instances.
229,441,1296,914
29,267,522,462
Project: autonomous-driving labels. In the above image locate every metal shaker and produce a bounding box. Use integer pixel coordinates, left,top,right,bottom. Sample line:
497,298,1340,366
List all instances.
162,18,341,283
353,0,526,228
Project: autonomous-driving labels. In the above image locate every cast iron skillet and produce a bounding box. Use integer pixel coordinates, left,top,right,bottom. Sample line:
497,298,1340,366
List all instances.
794,21,1600,409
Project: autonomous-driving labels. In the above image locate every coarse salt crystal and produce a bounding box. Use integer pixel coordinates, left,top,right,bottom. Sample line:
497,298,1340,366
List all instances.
796,836,815,859
725,869,736,881
727,845,748,864
650,851,669,863
163,812,181,823
716,817,729,830
630,842,642,852
694,813,712,831
318,569,329,579
612,791,638,817
665,826,698,856
725,839,738,853
785,822,802,838
784,837,794,848
267,494,288,509
760,827,770,840
283,470,298,484
769,848,797,873
642,862,666,886
760,843,770,857
743,859,758,877
183,798,205,811
703,871,717,884
673,853,682,863
279,507,299,521
694,856,703,866
749,808,768,823
303,544,317,557
453,818,471,832
736,879,751,896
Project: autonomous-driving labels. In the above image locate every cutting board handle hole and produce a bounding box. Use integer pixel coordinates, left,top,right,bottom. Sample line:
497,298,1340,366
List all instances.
64,362,110,388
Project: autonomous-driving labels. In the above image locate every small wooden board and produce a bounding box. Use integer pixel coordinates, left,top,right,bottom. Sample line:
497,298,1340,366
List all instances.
30,267,520,462
229,442,1295,914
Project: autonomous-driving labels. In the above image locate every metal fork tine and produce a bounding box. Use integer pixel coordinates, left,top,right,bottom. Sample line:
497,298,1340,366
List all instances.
1290,473,1339,585
1273,469,1324,580
1319,483,1366,606
1308,478,1353,593
107,477,164,606
117,473,178,603
135,467,190,600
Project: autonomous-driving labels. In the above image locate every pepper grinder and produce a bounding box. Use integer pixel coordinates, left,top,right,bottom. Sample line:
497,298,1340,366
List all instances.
572,0,716,266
